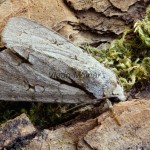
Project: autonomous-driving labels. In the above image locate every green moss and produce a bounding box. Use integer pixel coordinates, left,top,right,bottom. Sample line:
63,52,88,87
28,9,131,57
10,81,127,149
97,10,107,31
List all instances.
82,38,149,90
81,6,150,90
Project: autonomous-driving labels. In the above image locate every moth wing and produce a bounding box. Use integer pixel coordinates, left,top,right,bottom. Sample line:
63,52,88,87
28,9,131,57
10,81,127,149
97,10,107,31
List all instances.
1,17,126,102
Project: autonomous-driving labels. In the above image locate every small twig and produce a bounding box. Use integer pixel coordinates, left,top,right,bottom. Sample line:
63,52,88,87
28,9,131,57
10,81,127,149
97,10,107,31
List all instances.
64,103,88,113
106,99,121,126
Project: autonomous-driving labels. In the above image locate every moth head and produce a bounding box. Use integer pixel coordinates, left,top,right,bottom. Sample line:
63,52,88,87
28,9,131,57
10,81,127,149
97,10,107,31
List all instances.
112,84,126,101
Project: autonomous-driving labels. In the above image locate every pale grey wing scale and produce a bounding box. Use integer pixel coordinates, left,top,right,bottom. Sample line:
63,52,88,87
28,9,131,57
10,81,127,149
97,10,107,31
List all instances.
0,49,95,103
1,17,125,103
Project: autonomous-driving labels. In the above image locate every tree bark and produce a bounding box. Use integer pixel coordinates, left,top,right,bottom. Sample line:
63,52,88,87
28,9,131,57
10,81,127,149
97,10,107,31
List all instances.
1,99,150,150
0,0,147,45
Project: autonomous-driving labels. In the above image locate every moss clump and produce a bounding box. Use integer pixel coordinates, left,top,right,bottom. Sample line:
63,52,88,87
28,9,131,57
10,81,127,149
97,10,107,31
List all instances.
82,6,150,90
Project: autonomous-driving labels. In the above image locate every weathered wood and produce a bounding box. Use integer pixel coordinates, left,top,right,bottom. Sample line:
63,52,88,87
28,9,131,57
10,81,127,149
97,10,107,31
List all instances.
0,0,146,45
81,99,150,150
0,17,126,103
4,99,149,150
0,113,36,150
66,0,146,35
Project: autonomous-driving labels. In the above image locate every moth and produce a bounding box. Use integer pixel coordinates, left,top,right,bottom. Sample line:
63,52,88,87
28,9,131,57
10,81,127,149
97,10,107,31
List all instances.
0,17,126,103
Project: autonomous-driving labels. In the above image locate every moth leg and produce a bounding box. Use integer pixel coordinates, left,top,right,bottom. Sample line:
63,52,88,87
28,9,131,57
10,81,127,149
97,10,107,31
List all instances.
106,99,121,126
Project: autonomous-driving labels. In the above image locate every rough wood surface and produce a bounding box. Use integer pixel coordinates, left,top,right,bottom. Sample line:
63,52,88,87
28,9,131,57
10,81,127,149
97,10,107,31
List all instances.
2,99,149,150
0,0,78,32
0,0,147,45
81,99,150,150
65,0,146,42
0,17,125,103
0,113,36,150
109,0,140,11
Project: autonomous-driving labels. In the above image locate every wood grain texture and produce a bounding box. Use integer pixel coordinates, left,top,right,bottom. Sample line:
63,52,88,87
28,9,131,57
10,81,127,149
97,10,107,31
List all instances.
0,17,125,103
0,0,146,46
0,113,36,149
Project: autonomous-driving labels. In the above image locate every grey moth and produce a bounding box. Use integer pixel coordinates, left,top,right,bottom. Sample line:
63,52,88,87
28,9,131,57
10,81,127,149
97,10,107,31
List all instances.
0,17,126,103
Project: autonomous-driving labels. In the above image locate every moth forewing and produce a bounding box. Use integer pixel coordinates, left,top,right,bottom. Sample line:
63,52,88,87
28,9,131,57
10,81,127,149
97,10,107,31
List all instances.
1,17,126,103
